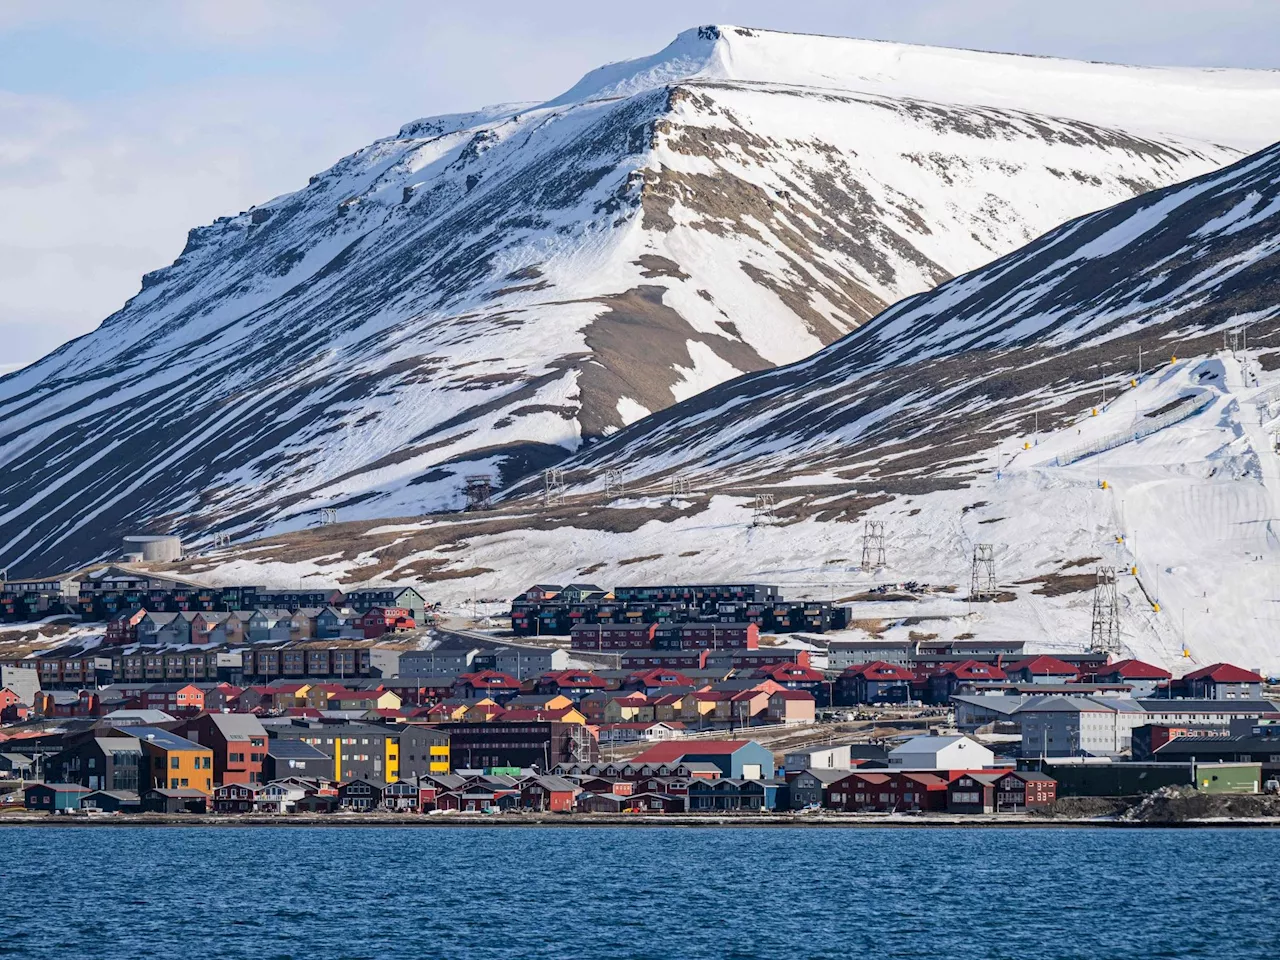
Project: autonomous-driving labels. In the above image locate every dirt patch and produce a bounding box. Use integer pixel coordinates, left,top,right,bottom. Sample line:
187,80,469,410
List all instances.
1015,572,1098,597
1060,556,1102,569
847,618,888,637
633,255,689,280
844,592,919,602
578,562,607,576
618,554,663,566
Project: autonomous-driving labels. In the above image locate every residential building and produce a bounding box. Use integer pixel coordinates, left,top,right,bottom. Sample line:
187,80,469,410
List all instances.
445,721,598,770
628,740,775,780
177,713,269,785
1091,659,1172,697
271,721,401,782
1003,656,1080,685
263,739,333,782
132,726,215,794
789,768,848,808
44,736,143,792
1180,663,1265,700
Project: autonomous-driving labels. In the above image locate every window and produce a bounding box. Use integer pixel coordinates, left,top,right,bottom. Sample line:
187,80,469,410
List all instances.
171,757,180,769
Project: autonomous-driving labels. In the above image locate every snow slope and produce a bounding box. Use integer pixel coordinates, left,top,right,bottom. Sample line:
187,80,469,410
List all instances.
4,25,1280,576
164,140,1280,672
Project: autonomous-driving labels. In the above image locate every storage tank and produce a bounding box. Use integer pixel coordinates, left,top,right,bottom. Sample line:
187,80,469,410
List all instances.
121,534,183,563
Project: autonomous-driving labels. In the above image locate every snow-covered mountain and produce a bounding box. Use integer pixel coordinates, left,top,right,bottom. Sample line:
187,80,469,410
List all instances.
5,25,1280,576
175,139,1280,672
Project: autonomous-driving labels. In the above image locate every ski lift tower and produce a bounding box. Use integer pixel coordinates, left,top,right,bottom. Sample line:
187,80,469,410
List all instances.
463,475,494,511
970,544,997,600
861,520,886,570
1089,566,1122,654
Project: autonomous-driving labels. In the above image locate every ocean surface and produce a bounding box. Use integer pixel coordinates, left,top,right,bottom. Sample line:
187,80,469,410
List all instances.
1,825,1275,959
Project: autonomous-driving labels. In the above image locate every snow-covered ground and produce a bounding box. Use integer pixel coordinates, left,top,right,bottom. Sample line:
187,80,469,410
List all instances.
5,25,1280,575
177,347,1280,674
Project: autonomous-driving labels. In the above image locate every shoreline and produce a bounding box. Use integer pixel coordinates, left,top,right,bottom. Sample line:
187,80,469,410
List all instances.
3,812,1279,828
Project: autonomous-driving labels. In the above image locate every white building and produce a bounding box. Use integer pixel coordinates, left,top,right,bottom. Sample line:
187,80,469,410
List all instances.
888,735,995,770
784,744,852,773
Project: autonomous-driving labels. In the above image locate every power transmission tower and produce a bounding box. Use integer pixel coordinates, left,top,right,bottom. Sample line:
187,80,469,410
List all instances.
211,532,231,549
318,508,338,525
752,494,776,526
970,544,997,600
669,476,691,498
861,520,886,570
603,469,625,500
463,475,493,511
543,468,566,507
1090,566,1122,654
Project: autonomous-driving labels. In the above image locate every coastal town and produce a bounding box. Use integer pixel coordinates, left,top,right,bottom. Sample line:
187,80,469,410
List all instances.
2,570,1278,821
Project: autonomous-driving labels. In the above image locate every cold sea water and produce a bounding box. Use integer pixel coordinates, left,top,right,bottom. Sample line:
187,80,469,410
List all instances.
0,825,1275,959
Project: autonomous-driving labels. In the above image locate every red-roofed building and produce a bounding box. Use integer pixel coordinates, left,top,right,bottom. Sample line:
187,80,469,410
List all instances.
827,770,949,812
623,668,695,693
838,661,915,705
753,662,825,694
1092,659,1172,696
1180,663,1265,700
535,671,609,697
1004,656,1080,684
926,660,1007,703
453,671,522,702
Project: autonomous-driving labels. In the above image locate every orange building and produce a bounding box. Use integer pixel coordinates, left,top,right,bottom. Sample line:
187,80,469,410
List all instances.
132,726,215,794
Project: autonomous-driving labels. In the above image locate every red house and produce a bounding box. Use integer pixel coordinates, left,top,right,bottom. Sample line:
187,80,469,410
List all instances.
105,608,147,645
177,712,269,786
520,775,578,811
139,682,205,715
453,671,522,701
827,770,949,812
535,671,609,697
360,607,415,638
1003,656,1080,684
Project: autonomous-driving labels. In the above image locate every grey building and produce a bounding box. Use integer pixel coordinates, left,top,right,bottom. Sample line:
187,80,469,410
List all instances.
789,768,848,808
263,739,334,782
1016,696,1149,758
45,736,144,792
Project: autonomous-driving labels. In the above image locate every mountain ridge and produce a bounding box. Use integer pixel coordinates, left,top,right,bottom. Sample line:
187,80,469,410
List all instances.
4,25,1280,576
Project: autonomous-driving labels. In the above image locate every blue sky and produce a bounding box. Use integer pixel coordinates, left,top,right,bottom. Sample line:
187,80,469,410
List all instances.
1,0,1276,370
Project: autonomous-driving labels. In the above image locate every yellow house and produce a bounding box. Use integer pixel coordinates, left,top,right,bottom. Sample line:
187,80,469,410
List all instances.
271,683,313,710
463,698,505,722
135,727,215,794
603,694,652,724
305,684,350,709
651,694,687,723
508,693,574,711
332,689,403,712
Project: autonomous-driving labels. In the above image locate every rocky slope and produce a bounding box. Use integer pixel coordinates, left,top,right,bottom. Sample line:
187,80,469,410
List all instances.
171,141,1280,671
5,25,1280,575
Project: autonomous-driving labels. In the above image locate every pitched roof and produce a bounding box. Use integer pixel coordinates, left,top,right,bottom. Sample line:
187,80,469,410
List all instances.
1099,659,1172,680
1006,656,1080,676
1183,662,1265,683
842,660,915,681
